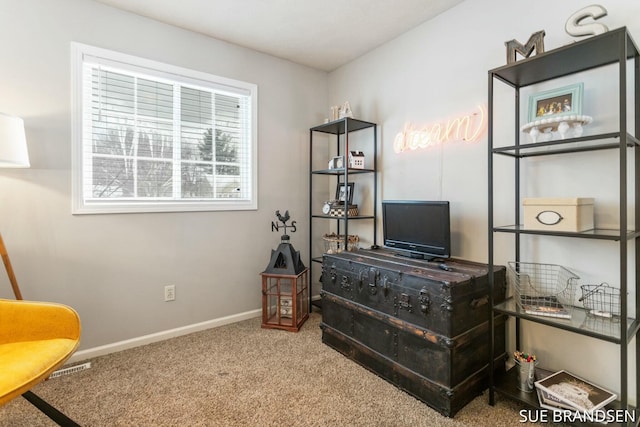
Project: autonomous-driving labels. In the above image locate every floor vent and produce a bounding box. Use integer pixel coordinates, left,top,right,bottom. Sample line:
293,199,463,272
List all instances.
49,362,92,379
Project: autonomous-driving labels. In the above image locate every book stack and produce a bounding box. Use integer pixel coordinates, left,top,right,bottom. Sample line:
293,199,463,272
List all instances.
535,370,617,414
520,295,571,319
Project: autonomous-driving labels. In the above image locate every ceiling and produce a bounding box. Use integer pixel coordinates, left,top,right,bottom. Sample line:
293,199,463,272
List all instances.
93,0,464,71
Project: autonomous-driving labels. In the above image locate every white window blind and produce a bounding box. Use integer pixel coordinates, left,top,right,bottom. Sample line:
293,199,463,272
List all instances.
71,43,257,214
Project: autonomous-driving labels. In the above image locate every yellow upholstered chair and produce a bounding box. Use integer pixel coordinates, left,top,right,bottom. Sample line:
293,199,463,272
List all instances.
0,235,82,426
0,299,81,425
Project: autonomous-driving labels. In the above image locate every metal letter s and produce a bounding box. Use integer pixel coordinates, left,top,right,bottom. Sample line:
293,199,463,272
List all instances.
565,5,609,38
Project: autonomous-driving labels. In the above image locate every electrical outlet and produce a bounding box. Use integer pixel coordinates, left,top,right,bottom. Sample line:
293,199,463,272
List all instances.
164,285,175,302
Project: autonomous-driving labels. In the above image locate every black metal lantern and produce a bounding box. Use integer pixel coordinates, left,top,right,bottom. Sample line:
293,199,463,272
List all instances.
260,211,309,332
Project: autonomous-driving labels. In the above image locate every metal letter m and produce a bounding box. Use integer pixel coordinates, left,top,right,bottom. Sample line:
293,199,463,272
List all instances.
504,30,545,65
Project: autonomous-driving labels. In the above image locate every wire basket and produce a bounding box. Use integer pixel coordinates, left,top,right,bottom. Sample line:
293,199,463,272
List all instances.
322,233,359,254
508,262,579,319
579,283,621,319
580,314,620,335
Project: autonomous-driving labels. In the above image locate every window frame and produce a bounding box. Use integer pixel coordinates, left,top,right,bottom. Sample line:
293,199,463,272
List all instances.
71,42,258,214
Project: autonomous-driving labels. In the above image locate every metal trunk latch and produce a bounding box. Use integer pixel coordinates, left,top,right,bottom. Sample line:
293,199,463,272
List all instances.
379,275,391,296
329,264,337,283
418,287,430,314
395,293,413,313
367,267,379,295
340,275,352,292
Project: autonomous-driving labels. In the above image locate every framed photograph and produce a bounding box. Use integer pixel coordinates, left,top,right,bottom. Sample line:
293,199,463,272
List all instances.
528,83,584,123
335,182,354,204
534,370,617,414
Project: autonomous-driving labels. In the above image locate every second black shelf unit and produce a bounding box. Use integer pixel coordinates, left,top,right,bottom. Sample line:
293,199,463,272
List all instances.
309,118,377,311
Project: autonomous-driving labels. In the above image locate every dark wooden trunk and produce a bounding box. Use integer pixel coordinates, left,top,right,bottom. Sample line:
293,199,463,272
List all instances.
321,249,506,337
320,248,507,417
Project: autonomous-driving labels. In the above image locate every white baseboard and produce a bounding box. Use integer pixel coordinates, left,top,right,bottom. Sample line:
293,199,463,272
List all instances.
67,308,262,364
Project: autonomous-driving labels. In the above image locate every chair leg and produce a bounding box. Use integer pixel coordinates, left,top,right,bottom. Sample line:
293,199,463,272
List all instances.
22,391,81,427
0,232,23,300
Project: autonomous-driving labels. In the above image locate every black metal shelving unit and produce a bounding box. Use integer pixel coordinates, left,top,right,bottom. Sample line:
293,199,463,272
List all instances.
488,27,640,417
308,118,377,312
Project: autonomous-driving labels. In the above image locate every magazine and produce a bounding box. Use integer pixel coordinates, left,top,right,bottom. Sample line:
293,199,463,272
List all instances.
534,370,617,414
536,386,578,411
520,295,571,319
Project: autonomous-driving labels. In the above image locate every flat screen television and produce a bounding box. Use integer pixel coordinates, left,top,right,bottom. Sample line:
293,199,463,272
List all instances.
382,200,451,260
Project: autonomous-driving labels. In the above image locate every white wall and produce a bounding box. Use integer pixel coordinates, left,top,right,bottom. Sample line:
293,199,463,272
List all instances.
327,0,640,402
0,0,326,350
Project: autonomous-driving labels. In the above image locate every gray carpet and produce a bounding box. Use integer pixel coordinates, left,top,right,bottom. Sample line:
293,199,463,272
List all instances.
0,312,524,426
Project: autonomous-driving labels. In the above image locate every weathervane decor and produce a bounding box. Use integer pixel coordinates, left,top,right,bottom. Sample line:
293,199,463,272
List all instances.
271,210,297,239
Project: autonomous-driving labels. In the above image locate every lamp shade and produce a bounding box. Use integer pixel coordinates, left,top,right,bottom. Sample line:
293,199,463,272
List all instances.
0,113,30,168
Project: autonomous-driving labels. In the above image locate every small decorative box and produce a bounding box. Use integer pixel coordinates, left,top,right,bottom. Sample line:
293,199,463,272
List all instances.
523,197,594,232
329,203,359,217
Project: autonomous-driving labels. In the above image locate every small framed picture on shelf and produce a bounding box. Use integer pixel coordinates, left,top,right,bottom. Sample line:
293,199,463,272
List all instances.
335,182,354,204
528,82,583,123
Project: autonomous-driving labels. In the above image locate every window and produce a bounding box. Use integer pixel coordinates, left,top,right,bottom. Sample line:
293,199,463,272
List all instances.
71,43,257,214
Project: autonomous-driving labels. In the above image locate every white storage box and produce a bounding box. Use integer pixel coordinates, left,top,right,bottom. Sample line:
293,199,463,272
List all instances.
523,197,594,232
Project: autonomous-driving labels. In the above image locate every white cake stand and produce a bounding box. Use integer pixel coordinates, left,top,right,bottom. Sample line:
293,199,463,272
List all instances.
521,115,593,143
